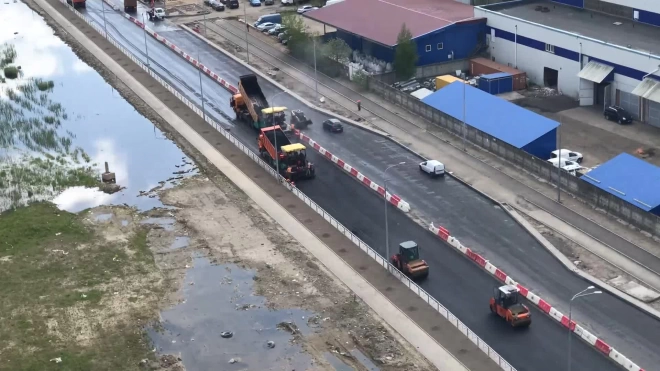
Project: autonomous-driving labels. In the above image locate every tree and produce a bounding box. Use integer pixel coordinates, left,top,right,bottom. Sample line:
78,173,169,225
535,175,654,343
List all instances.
322,38,351,64
282,13,310,57
394,23,418,80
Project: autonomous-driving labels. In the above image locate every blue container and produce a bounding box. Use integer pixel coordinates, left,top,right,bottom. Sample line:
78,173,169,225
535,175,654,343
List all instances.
478,72,513,95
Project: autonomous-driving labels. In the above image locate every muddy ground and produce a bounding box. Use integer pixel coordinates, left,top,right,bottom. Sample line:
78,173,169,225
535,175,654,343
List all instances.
20,0,438,369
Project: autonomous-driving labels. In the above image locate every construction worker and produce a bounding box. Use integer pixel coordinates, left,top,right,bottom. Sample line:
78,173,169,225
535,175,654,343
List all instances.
357,100,361,111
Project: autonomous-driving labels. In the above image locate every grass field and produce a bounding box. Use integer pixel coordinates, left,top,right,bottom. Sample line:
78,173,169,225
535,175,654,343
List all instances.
0,203,167,371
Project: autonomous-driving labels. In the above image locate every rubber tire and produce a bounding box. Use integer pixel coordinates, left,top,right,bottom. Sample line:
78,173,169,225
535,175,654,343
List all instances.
577,158,582,164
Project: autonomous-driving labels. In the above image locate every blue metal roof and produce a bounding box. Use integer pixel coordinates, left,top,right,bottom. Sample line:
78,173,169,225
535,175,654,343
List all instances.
422,82,559,148
581,153,660,212
481,72,511,79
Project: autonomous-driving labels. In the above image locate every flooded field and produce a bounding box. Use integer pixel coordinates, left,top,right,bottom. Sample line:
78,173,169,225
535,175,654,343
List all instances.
0,2,197,212
0,1,437,370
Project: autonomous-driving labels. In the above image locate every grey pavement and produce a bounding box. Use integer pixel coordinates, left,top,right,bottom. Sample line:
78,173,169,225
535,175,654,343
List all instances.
39,1,496,369
74,4,660,369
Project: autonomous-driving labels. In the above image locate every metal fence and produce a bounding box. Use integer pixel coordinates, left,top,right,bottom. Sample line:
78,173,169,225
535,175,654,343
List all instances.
367,68,660,239
58,2,518,370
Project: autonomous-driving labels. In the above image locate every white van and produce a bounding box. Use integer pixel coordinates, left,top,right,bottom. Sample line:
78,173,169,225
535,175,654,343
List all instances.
419,160,445,177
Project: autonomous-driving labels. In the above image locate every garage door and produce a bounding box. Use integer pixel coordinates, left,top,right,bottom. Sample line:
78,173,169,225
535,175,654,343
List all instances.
648,100,660,128
618,90,640,120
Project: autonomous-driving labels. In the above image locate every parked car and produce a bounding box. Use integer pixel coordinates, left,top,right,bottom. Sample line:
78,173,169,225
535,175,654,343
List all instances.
322,119,343,132
265,0,274,5
550,149,583,163
257,22,277,31
203,0,212,5
227,0,239,7
277,31,288,41
268,24,284,35
547,158,583,176
254,13,281,27
281,0,294,4
249,0,261,6
419,160,445,177
604,105,633,124
210,0,225,10
297,5,317,13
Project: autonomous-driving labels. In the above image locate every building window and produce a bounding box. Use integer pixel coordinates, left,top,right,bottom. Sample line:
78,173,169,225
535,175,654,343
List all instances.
437,43,444,50
545,44,555,53
425,44,431,52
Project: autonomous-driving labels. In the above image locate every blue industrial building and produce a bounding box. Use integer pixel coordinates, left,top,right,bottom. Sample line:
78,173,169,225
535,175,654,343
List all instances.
422,81,559,158
305,0,487,66
581,153,660,215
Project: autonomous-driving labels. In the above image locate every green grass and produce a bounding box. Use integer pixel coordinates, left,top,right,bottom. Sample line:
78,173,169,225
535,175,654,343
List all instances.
0,203,163,371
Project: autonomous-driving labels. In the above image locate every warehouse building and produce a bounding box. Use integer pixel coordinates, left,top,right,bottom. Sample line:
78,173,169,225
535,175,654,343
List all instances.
304,0,487,66
582,153,660,216
475,0,660,128
422,81,559,158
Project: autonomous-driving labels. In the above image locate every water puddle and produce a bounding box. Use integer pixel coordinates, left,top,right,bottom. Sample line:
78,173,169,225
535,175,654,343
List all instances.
148,255,317,370
1,3,198,212
168,236,190,251
324,352,353,371
351,349,382,371
140,217,176,231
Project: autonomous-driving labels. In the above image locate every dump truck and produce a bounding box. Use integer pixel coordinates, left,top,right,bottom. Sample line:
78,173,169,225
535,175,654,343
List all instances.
66,0,86,8
390,241,429,280
124,0,137,12
230,74,270,131
258,126,315,180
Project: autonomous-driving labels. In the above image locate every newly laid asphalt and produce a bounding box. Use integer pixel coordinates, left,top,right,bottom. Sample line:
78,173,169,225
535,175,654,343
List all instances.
79,1,660,369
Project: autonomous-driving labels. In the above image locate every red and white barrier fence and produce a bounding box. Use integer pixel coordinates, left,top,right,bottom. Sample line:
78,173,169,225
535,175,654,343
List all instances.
101,1,411,212
428,223,645,371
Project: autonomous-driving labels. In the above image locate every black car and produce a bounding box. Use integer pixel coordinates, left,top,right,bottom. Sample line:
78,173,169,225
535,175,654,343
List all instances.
227,0,239,8
322,118,343,133
604,105,633,124
265,0,274,4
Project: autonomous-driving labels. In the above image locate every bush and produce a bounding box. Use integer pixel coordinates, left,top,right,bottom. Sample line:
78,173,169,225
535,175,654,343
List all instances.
3,66,18,79
352,68,368,90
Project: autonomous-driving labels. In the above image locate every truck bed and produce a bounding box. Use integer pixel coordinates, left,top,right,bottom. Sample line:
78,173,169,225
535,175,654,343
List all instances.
264,129,291,149
239,74,268,111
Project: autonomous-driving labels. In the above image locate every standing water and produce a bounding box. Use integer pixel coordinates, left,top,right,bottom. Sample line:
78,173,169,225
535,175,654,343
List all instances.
0,2,197,212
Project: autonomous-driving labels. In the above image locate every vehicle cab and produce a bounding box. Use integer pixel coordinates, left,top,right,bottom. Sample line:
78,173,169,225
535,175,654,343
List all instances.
419,160,445,177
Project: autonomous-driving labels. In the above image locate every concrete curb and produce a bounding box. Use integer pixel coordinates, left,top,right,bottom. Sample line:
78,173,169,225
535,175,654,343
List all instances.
428,221,645,371
98,4,412,211
53,1,512,369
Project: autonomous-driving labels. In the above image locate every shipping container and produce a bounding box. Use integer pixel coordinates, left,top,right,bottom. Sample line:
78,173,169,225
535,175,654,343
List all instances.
470,57,527,91
435,75,467,91
478,72,513,95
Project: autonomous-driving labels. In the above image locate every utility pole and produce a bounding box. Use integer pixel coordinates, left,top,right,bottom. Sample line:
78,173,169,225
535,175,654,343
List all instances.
313,37,318,99
142,14,150,68
243,3,250,63
557,117,561,202
384,162,405,268
198,50,206,123
462,74,467,151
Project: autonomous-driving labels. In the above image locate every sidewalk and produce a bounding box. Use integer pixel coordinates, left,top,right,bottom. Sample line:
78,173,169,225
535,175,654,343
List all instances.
202,19,660,292
38,0,501,369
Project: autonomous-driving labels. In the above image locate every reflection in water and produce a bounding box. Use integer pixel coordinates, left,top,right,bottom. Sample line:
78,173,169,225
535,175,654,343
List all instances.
148,256,317,371
1,2,197,211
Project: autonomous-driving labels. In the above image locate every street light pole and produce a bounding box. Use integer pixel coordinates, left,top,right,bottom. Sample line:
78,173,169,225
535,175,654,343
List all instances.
384,162,405,266
203,12,207,36
142,14,150,68
270,91,287,175
101,0,108,36
313,37,318,99
243,3,250,64
567,286,602,371
462,75,467,151
557,117,562,202
198,49,206,123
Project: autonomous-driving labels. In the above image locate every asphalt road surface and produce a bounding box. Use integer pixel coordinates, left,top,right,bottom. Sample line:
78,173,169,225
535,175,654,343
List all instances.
80,2,659,369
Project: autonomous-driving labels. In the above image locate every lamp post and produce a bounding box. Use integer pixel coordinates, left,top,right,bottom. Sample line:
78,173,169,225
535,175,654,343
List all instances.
384,162,405,266
270,91,287,175
243,2,250,63
313,36,318,99
101,0,108,36
142,14,150,68
557,117,562,202
567,286,602,371
198,49,206,123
